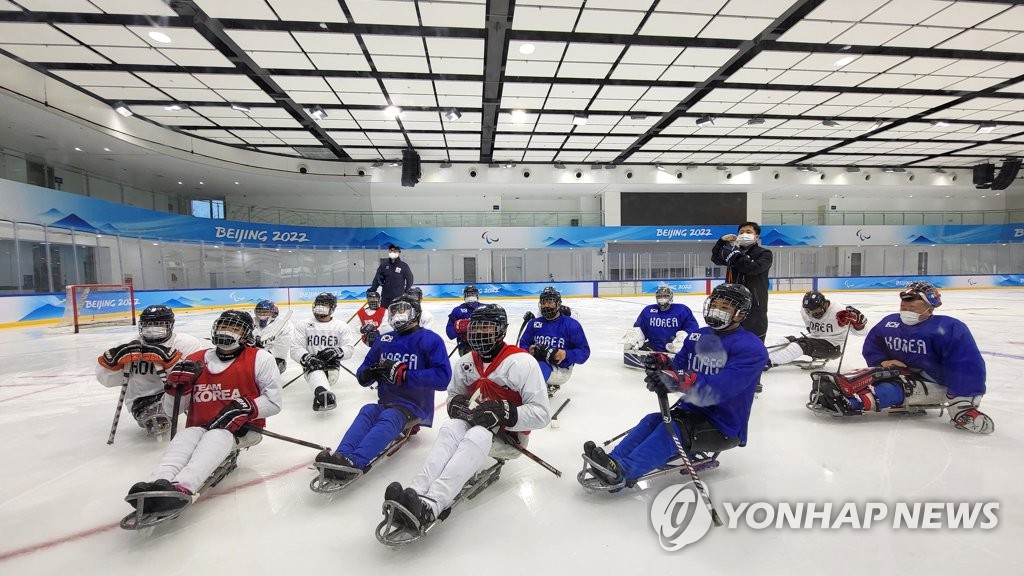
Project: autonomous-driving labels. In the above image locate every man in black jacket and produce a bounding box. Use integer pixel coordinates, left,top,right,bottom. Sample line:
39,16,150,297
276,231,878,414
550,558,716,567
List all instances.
710,222,772,341
369,244,414,307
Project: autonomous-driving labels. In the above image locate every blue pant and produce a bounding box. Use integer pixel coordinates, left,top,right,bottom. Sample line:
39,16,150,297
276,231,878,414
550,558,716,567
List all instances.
336,404,406,469
609,413,685,481
848,381,906,411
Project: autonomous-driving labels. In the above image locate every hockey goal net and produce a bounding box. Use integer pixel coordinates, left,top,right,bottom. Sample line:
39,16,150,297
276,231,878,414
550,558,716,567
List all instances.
56,284,138,333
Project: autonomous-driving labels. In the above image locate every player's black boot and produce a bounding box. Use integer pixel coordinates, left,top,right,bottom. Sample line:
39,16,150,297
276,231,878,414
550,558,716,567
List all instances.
313,386,337,411
315,449,359,480
399,487,435,529
583,441,624,487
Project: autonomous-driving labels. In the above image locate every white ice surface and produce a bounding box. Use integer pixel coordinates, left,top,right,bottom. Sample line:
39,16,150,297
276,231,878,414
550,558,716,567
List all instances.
1,290,1021,575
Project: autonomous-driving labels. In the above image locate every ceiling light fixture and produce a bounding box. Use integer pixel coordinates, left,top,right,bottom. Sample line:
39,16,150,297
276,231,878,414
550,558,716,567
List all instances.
164,103,186,111
504,162,515,168
309,105,328,120
716,165,729,171
113,101,133,117
103,147,111,152
444,107,461,121
747,165,761,171
572,113,589,126
869,120,884,130
833,55,856,67
932,120,950,128
629,113,647,120
933,167,947,174
74,147,82,151
511,109,527,123
656,164,666,171
148,31,171,44
797,165,817,172
230,103,251,113
977,123,997,133
695,115,714,127
883,167,906,173
384,105,402,118
390,160,400,167
519,43,536,55
846,166,861,172
371,160,384,167
746,117,765,125
822,119,839,127
553,162,566,169
440,161,453,168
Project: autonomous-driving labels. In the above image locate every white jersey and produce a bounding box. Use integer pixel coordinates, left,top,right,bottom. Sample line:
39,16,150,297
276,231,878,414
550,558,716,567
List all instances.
289,315,357,363
96,332,205,404
450,349,551,433
380,309,435,335
800,300,865,349
253,313,294,360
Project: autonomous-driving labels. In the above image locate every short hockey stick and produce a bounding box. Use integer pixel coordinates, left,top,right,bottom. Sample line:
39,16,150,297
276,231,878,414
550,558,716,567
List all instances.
657,390,723,527
602,427,631,447
346,304,367,324
244,424,330,451
106,368,131,445
515,312,534,344
835,324,853,373
497,431,562,478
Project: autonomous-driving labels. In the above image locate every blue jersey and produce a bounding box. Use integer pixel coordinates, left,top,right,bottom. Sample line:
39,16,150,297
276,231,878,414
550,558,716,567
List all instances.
673,326,767,445
445,301,482,342
357,327,452,426
862,313,985,397
518,314,590,368
634,303,700,352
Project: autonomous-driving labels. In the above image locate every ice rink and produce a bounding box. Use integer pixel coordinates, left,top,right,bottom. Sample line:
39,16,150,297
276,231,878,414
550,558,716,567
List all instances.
1,289,1021,576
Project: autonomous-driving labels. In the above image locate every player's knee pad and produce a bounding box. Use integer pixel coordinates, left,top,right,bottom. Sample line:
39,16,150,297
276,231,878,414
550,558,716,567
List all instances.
797,338,840,360
130,393,164,421
818,366,907,397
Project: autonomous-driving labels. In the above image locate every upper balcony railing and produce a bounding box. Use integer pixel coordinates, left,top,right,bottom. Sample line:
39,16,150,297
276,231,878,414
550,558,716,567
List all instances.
225,204,605,228
762,210,1019,226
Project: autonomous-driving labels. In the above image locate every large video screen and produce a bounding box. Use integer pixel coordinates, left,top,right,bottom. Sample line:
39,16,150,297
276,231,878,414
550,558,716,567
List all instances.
621,192,747,225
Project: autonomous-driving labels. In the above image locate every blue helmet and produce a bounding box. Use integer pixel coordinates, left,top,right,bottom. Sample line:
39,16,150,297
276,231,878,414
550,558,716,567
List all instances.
254,300,279,328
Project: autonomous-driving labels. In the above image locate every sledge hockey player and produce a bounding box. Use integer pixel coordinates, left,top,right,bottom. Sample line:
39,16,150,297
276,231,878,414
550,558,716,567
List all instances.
445,285,483,356
765,290,866,370
290,293,358,411
808,282,993,434
378,304,550,539
380,287,435,334
580,284,767,491
622,286,699,369
124,310,282,518
96,305,203,437
518,286,590,397
313,293,452,488
253,300,294,374
354,291,387,347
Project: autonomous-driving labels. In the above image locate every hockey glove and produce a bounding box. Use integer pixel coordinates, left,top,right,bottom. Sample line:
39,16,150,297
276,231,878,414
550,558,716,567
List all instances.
300,353,326,373
643,352,672,372
454,318,470,335
360,324,381,346
356,364,381,387
447,394,472,421
316,347,344,366
559,304,572,318
522,311,535,322
836,306,867,330
469,399,518,430
207,397,257,433
253,335,265,349
376,358,407,386
165,359,204,396
137,342,181,369
531,343,558,365
99,342,143,370
719,244,741,264
645,368,697,394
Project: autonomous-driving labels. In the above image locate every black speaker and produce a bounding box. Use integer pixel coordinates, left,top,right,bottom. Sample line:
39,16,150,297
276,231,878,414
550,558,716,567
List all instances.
991,157,1022,191
973,163,995,188
401,149,421,187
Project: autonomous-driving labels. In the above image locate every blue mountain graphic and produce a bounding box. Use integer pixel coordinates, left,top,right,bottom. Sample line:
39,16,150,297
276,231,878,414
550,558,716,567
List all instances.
908,235,936,244
20,303,64,321
365,231,407,248
759,230,803,246
542,236,556,243
801,235,818,240
98,223,121,233
546,238,581,248
416,238,434,243
50,214,101,232
160,298,192,308
40,208,65,220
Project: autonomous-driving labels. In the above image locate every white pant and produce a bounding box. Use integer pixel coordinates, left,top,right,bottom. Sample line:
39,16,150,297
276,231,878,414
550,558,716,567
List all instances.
150,427,234,493
409,419,493,517
305,368,339,393
768,341,804,365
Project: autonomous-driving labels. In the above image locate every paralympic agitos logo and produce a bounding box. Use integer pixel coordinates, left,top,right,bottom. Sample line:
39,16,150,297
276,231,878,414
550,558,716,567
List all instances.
481,231,500,244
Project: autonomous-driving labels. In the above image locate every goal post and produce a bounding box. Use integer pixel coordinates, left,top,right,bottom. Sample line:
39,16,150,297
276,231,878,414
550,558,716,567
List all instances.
57,284,138,333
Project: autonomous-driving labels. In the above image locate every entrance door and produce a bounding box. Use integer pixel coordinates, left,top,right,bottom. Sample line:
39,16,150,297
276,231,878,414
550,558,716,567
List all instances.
463,257,477,283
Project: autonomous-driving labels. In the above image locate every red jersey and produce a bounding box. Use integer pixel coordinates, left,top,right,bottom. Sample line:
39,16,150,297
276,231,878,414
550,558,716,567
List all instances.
184,347,266,429
357,307,388,343
469,345,528,434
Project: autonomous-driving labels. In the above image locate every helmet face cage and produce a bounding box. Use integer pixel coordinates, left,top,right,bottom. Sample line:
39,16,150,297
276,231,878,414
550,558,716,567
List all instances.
702,284,752,329
802,291,828,319
313,293,337,319
655,287,673,311
366,292,381,310
463,285,479,303
387,299,420,332
406,287,423,303
538,287,562,320
254,300,278,328
139,305,174,343
212,311,254,351
900,282,942,308
467,319,507,356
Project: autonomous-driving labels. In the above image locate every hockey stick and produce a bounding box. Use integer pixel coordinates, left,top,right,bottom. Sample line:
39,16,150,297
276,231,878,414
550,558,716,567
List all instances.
835,324,853,373
282,370,307,389
549,398,571,429
106,368,131,445
656,390,723,527
346,304,367,324
497,431,562,478
243,424,330,451
602,427,631,447
515,312,534,345
448,345,459,359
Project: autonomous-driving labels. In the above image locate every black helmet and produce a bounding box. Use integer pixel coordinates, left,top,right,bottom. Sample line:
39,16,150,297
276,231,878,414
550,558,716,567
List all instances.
405,287,423,303
313,292,337,320
539,286,562,320
655,286,673,311
366,291,381,310
900,281,942,308
387,294,421,333
802,291,828,319
702,283,752,330
139,305,174,344
463,285,479,302
254,299,279,328
468,304,508,361
212,309,255,358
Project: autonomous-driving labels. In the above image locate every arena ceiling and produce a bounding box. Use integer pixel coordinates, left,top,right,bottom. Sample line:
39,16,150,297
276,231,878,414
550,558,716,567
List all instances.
1,0,1023,171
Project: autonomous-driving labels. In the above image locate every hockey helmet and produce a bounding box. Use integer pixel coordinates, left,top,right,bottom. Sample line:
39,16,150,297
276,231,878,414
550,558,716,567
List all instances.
387,294,421,333
655,286,673,311
254,299,279,328
405,286,424,303
139,305,175,344
212,309,255,357
366,291,381,310
313,292,337,320
467,304,508,360
899,281,942,308
539,286,562,320
802,291,828,319
703,283,753,329
463,285,480,303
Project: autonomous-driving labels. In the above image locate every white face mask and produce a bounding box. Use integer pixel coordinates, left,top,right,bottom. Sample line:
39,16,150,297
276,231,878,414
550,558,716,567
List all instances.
465,296,478,303
704,307,733,328
312,304,332,318
899,311,923,325
736,233,757,247
389,251,400,259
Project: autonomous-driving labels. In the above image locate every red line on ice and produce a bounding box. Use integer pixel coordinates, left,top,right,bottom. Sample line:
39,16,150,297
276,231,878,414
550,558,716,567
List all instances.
0,383,72,403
